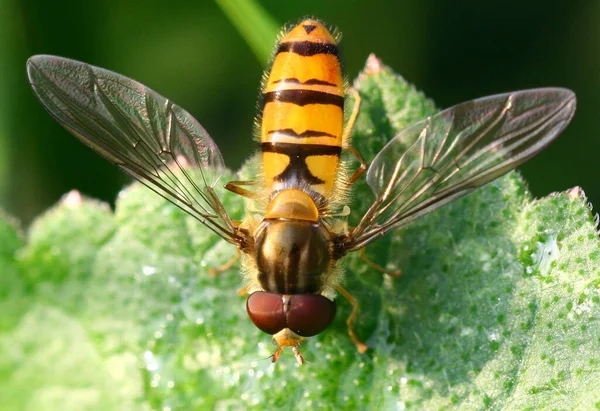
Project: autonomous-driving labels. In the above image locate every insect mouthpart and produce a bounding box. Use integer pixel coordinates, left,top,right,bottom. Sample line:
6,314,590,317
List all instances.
246,291,337,364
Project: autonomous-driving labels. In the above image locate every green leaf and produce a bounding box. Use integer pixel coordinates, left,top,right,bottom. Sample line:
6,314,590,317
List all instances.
2,57,599,410
0,209,25,332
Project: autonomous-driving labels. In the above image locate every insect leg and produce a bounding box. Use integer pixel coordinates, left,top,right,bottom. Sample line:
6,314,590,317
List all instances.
336,285,368,354
342,88,361,143
342,88,367,184
208,248,241,278
346,145,367,184
271,346,305,365
225,180,262,199
208,250,248,296
359,247,402,277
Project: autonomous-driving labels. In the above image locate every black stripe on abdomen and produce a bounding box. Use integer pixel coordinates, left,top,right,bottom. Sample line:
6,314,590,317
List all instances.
261,142,341,157
262,142,341,186
277,41,339,58
267,129,337,139
263,89,344,109
272,78,338,87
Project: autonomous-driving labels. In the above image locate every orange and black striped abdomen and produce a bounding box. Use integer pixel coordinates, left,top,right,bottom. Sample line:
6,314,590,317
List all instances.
261,19,344,199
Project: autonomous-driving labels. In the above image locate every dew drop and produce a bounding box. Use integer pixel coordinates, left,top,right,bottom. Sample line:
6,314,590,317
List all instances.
532,233,559,275
144,350,159,371
488,330,500,341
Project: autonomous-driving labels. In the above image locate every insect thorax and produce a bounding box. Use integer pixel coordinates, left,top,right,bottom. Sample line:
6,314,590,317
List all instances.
253,189,332,294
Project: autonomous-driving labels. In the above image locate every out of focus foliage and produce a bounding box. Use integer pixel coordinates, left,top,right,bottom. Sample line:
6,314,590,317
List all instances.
1,0,598,223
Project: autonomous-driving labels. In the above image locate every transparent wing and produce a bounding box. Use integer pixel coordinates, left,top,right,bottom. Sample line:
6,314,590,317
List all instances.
27,54,240,243
346,88,576,251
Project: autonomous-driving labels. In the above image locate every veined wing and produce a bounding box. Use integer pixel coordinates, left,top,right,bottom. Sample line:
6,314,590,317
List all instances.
346,88,576,251
27,55,239,243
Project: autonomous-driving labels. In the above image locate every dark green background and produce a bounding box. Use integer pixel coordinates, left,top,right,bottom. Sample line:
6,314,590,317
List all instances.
2,0,597,224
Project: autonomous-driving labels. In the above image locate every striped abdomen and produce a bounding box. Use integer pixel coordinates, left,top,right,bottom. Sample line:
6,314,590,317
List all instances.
261,19,344,199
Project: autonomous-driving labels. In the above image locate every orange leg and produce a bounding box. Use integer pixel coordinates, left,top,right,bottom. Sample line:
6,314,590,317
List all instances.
359,247,402,277
208,248,241,278
342,88,361,143
225,180,262,200
336,285,368,354
209,250,248,296
343,88,367,184
346,146,367,184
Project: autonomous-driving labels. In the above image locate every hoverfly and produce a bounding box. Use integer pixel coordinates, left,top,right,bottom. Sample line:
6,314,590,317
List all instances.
27,18,576,364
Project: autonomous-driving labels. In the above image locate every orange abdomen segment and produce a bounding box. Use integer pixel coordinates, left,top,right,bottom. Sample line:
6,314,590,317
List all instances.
261,19,344,198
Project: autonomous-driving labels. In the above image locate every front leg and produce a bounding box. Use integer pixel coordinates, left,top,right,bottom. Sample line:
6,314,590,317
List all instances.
225,180,262,200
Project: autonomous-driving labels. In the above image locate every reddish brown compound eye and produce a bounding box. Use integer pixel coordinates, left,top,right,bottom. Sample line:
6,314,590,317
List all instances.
247,291,286,335
247,292,337,337
286,294,336,337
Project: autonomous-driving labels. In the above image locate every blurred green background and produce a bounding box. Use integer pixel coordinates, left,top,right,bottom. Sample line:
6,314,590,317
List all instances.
2,0,598,224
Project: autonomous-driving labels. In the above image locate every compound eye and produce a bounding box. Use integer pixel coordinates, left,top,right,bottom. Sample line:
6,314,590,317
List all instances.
246,292,286,335
287,294,336,337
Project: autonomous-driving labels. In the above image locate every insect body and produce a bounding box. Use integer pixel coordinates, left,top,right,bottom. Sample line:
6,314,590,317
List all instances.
234,20,353,362
27,18,576,364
